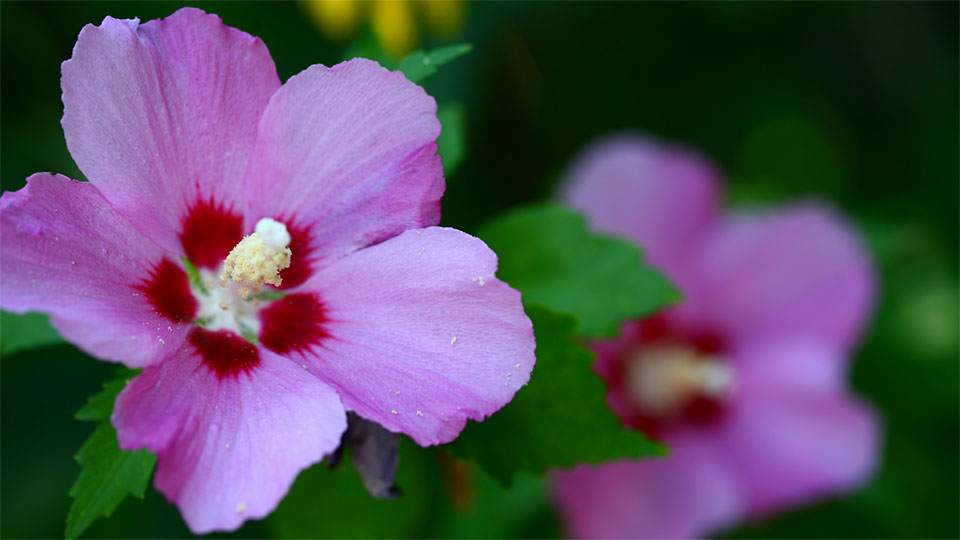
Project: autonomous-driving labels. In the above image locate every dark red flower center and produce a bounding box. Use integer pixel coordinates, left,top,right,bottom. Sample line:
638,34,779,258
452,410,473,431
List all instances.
179,197,244,270
610,316,732,439
189,327,260,377
138,258,198,323
137,200,332,379
258,293,331,355
276,219,317,290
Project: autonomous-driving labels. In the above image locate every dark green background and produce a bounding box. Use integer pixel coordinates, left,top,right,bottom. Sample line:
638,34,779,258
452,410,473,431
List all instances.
1,1,957,538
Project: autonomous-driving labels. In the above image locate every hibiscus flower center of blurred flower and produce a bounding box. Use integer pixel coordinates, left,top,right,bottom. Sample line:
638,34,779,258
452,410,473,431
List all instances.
614,317,734,437
626,344,732,420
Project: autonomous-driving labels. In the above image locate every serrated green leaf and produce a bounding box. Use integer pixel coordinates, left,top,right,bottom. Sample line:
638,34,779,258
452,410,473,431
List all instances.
74,377,129,423
446,305,664,486
66,423,156,539
66,372,155,539
0,310,64,355
477,203,679,338
397,43,472,84
437,103,467,176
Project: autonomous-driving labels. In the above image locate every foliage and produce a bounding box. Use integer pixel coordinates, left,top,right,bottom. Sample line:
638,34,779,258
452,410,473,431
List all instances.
397,43,473,84
0,311,63,355
447,305,664,485
66,371,156,540
477,203,679,338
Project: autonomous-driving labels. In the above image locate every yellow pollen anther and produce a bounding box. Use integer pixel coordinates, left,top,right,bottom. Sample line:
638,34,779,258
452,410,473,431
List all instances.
220,218,292,299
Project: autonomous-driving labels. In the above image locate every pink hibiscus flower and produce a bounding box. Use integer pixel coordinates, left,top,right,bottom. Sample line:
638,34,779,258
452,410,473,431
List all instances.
0,8,534,534
552,135,879,539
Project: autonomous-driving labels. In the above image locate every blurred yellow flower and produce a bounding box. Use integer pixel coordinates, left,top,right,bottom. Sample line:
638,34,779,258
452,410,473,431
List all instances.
306,0,362,41
370,1,417,57
305,0,465,58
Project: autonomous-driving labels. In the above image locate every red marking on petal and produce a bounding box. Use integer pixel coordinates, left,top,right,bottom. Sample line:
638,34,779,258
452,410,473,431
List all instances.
259,293,330,355
138,259,198,323
637,315,670,342
189,327,260,378
179,198,244,269
277,220,317,289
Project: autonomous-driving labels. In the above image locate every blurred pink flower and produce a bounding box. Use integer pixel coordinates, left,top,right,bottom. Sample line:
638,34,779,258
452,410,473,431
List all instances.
0,8,534,533
552,135,879,539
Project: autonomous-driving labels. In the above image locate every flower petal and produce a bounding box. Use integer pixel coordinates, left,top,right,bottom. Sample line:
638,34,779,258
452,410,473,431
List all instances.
260,227,535,446
61,8,281,255
561,134,721,289
690,205,875,350
244,58,444,284
552,442,743,539
0,174,193,367
719,340,880,515
112,334,347,534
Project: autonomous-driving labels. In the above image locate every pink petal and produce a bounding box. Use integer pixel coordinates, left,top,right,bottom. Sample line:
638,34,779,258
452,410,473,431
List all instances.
244,58,444,285
61,8,281,255
112,334,347,534
690,205,875,350
561,134,721,290
0,174,193,367
552,441,743,539
718,339,880,516
261,227,535,446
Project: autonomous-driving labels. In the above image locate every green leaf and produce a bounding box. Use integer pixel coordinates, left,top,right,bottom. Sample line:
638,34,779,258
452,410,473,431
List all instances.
437,103,467,176
66,372,155,539
74,370,136,422
477,203,679,338
397,43,473,84
267,438,436,538
181,256,208,296
0,310,64,355
446,305,664,486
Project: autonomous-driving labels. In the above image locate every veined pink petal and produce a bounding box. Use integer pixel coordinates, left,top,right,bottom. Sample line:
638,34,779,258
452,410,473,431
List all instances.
61,7,281,256
112,334,347,534
552,441,743,540
561,134,721,291
690,204,875,351
260,227,535,446
718,340,880,516
244,58,444,286
0,174,193,367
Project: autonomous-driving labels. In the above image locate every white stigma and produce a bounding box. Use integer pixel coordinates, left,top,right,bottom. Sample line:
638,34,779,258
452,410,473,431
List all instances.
626,345,734,417
255,217,292,249
220,218,292,299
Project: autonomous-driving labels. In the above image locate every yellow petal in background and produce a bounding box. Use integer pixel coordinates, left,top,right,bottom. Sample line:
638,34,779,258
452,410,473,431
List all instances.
371,0,417,58
423,0,465,36
306,0,362,41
